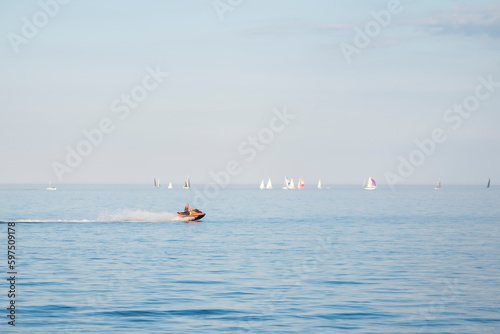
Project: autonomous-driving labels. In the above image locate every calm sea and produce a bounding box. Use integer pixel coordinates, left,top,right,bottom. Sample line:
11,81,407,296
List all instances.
1,184,499,333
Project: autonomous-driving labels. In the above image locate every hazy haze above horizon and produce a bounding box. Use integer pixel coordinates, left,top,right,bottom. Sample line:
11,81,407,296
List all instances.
1,0,499,185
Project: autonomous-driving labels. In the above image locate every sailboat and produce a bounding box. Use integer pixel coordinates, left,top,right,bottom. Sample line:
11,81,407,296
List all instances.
435,178,441,190
153,177,161,188
183,176,190,189
46,180,57,191
283,176,289,189
364,177,376,190
259,180,265,189
487,178,490,189
288,178,295,189
168,182,173,189
266,178,272,189
317,179,322,189
297,179,305,189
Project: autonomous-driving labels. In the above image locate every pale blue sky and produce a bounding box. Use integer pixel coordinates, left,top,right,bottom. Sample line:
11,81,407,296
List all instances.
1,0,499,185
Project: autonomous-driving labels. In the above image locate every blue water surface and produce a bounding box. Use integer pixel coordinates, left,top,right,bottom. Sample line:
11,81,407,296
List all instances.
0,184,499,333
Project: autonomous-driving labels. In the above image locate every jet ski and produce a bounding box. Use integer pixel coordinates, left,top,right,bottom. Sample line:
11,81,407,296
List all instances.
177,208,206,222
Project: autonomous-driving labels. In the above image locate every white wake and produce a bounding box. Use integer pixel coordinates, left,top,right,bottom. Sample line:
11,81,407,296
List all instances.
96,209,186,223
4,209,188,223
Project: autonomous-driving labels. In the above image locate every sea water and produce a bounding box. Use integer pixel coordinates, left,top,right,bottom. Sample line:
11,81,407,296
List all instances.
0,184,499,333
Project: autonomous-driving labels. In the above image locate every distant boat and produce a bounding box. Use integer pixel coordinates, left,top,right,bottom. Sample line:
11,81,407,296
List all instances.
259,180,265,189
317,179,322,189
183,176,190,189
283,177,289,189
297,178,304,189
46,180,57,191
153,177,161,188
168,182,173,189
435,178,441,190
487,178,490,189
364,177,376,190
282,177,295,189
266,178,272,189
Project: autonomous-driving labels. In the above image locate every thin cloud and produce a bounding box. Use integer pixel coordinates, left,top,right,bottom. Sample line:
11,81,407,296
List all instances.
246,4,500,40
408,5,500,38
246,23,353,36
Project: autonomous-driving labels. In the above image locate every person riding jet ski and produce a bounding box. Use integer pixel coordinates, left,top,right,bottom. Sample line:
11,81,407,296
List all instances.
178,203,205,221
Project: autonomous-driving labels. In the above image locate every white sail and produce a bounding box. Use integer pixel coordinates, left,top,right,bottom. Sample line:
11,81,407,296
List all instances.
283,176,289,189
259,180,265,189
288,178,295,189
46,180,57,191
168,182,173,189
317,179,322,189
266,178,273,189
157,179,161,187
364,177,376,190
297,179,304,189
183,176,190,189
153,177,157,188
435,178,441,189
